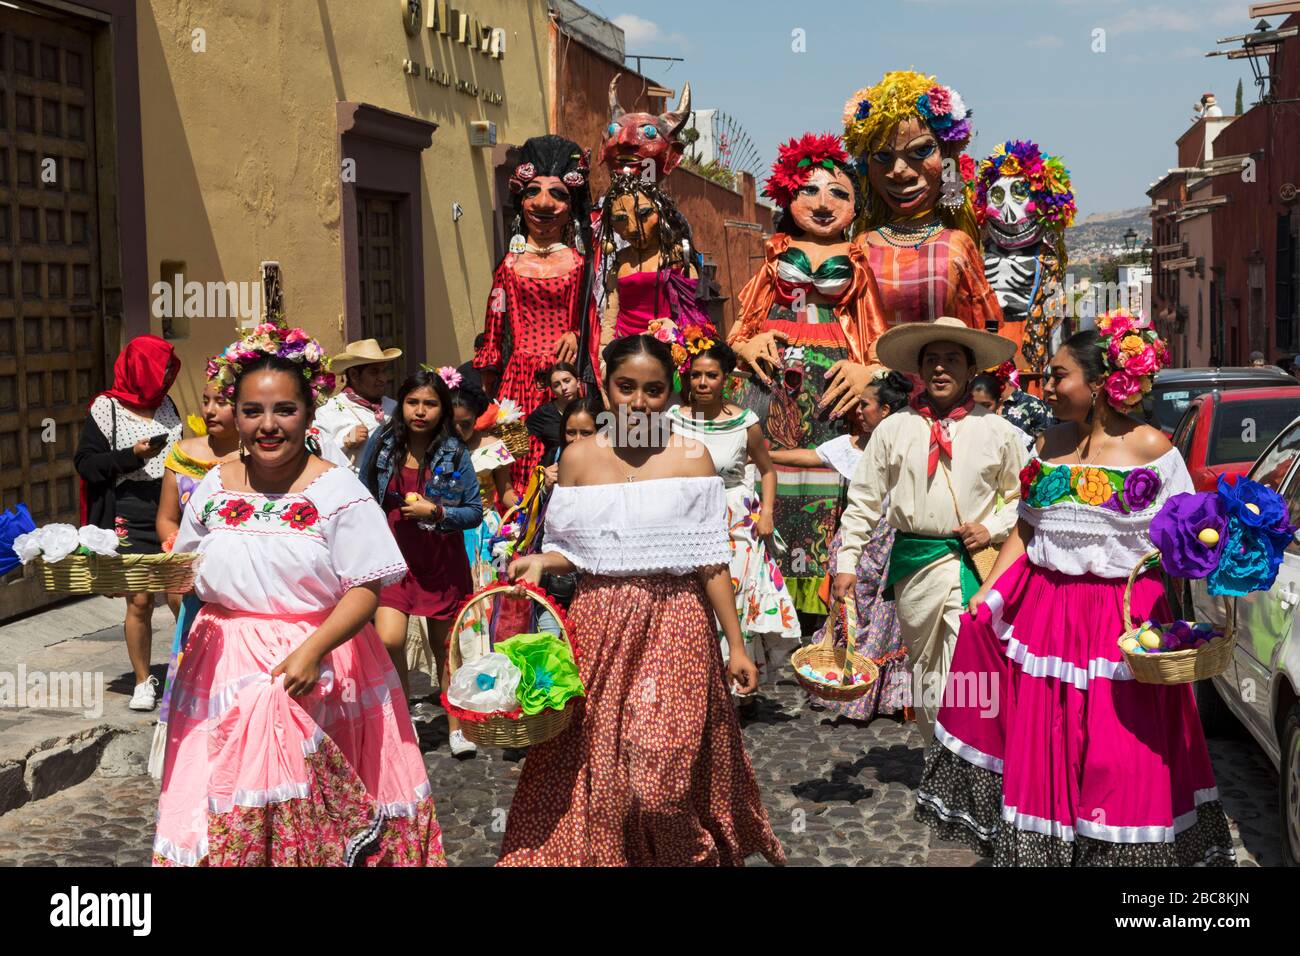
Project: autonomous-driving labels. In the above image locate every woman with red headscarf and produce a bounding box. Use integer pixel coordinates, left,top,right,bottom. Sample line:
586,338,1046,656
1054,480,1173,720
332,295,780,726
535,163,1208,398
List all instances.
75,334,182,712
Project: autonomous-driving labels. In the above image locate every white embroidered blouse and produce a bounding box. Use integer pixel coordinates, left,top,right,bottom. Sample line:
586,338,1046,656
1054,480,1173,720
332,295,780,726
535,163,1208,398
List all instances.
1020,448,1194,579
173,463,407,615
541,475,732,576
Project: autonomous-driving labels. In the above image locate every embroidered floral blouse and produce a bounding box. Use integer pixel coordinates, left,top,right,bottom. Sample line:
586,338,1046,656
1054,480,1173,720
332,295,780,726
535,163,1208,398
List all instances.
173,464,407,615
1019,447,1194,579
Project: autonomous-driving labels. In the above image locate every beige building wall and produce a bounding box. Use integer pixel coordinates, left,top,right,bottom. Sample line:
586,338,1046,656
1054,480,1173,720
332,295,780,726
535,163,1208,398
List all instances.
134,0,552,412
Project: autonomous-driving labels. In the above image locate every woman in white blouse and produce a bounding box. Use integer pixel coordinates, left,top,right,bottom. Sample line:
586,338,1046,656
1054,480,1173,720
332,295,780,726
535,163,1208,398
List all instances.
499,334,785,866
916,325,1234,867
155,326,445,867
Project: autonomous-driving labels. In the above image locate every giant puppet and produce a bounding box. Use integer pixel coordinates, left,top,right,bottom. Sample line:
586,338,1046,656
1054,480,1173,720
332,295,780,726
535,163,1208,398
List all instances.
473,135,600,496
972,140,1076,377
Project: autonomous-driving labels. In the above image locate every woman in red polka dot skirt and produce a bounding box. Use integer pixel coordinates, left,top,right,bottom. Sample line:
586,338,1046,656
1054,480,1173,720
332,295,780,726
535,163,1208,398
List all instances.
474,135,601,497
499,335,786,867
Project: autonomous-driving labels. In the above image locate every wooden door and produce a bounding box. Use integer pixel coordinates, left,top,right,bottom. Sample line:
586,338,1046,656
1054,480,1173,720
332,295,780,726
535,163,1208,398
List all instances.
0,8,102,619
357,191,406,363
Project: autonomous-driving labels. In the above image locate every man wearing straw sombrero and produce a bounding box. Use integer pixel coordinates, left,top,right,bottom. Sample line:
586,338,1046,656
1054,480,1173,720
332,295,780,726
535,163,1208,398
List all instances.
315,338,402,470
832,317,1027,741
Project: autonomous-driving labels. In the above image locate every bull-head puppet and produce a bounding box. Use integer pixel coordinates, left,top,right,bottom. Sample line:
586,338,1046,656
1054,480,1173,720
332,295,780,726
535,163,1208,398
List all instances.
601,74,692,181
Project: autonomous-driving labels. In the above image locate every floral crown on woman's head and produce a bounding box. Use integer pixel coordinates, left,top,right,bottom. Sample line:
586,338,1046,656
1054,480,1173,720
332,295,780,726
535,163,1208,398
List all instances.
763,133,851,210
1094,309,1171,412
842,70,973,162
646,319,718,381
207,321,335,406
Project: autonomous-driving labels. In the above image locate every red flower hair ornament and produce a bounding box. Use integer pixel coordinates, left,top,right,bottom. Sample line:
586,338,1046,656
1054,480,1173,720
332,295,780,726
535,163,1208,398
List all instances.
763,133,851,210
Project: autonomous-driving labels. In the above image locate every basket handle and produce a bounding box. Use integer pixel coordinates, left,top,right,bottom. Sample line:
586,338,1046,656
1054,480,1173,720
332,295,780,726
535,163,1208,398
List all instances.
816,593,859,685
446,583,572,673
1122,549,1161,633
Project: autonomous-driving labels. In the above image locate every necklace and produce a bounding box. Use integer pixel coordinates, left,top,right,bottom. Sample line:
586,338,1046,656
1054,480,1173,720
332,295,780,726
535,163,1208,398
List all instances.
524,241,568,257
877,220,942,249
1074,423,1107,467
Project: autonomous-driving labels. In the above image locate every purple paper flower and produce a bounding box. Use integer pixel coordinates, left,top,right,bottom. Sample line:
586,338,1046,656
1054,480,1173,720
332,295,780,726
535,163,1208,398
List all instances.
1149,492,1226,579
939,119,971,143
1123,467,1161,511
1217,474,1286,529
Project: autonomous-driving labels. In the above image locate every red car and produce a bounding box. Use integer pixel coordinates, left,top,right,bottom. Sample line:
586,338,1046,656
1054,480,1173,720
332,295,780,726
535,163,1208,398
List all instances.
1170,387,1300,491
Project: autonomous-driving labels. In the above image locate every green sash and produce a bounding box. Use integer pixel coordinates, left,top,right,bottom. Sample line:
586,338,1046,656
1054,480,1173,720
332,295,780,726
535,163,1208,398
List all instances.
884,532,980,605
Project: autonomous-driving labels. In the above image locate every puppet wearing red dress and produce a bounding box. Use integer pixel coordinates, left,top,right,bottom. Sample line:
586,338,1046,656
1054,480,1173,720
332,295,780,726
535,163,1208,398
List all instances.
474,136,600,496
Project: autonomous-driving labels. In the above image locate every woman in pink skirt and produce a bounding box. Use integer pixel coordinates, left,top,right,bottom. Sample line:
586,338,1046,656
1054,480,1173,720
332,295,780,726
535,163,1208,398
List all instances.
915,318,1235,866
500,334,786,866
155,323,445,866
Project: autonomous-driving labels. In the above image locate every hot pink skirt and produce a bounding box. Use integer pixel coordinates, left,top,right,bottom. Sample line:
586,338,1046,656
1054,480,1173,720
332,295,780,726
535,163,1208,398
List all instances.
915,556,1235,866
153,604,445,866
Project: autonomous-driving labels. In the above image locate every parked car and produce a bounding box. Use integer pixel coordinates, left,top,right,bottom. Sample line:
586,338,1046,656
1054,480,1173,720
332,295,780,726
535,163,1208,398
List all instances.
1170,387,1300,492
1143,366,1297,435
1190,412,1300,866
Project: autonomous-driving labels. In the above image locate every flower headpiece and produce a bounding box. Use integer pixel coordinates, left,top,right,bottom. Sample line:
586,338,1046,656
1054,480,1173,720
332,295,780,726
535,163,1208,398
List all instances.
421,364,462,390
842,71,973,161
991,360,1020,392
647,318,719,383
207,321,335,406
973,140,1077,231
1094,309,1171,412
762,133,851,210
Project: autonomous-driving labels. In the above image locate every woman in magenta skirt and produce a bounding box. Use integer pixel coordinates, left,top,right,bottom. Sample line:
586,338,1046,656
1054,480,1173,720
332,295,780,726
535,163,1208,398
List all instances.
916,319,1235,866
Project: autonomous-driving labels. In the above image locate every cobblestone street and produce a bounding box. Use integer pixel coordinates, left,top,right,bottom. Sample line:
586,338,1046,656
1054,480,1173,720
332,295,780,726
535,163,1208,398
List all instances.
0,664,1283,867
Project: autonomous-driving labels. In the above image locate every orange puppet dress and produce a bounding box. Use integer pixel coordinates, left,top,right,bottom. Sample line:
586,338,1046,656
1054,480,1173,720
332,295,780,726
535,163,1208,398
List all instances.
727,233,889,614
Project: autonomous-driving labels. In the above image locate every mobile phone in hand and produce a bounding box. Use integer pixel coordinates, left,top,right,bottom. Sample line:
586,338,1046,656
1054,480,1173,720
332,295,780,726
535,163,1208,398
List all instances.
147,433,167,449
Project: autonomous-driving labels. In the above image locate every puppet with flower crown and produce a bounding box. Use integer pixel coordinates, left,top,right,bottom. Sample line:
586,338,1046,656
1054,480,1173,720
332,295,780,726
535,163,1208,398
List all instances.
841,71,1003,336
973,140,1076,381
728,132,890,614
472,135,601,497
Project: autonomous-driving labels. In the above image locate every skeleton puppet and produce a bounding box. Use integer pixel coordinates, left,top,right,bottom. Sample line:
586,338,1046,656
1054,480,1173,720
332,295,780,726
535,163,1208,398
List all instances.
973,140,1076,376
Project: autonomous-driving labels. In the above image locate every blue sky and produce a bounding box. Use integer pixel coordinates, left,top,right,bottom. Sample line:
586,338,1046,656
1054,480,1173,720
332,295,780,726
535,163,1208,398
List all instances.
590,0,1263,218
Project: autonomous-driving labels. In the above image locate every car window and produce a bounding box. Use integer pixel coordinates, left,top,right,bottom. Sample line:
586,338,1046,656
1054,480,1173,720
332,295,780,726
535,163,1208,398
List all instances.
1147,387,1206,431
1249,419,1300,492
1174,406,1199,459
1207,398,1300,466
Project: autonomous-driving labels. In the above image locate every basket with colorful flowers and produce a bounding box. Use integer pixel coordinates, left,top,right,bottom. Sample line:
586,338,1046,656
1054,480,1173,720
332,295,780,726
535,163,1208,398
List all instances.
790,595,879,701
443,581,585,747
1119,475,1297,685
488,398,530,458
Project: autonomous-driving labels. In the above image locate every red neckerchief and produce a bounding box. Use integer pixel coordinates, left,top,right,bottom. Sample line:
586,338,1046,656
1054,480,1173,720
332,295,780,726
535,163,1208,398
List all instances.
343,387,386,424
911,392,975,478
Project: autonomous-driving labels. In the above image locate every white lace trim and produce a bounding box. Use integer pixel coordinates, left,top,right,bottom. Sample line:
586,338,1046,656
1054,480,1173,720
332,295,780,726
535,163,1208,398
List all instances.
542,476,731,574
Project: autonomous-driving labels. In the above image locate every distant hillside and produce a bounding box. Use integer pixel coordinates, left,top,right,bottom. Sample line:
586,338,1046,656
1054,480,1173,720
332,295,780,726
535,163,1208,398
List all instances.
1065,207,1151,264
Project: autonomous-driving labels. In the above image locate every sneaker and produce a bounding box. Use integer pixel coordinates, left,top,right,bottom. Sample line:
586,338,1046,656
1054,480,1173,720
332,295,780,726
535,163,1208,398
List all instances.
448,729,477,758
129,676,159,711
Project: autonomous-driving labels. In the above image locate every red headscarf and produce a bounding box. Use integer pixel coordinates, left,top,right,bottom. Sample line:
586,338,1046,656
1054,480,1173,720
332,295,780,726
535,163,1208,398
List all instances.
97,335,178,410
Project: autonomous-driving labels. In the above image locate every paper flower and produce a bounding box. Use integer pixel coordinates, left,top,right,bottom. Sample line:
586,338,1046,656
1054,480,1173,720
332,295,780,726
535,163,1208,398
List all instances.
77,525,121,557
1122,468,1161,512
1150,492,1226,579
1208,522,1277,597
495,398,523,424
11,530,44,565
1217,474,1285,530
37,524,80,563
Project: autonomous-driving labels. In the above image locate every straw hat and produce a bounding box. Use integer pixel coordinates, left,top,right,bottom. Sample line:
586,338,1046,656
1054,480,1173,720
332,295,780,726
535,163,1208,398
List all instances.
331,339,402,375
875,316,1015,375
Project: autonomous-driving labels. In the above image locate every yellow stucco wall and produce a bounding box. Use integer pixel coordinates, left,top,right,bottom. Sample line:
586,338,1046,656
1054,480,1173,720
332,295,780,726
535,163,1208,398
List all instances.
136,0,552,413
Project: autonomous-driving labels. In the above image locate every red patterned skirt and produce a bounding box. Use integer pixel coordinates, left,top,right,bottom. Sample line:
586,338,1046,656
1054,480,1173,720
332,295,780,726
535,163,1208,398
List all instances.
497,573,786,866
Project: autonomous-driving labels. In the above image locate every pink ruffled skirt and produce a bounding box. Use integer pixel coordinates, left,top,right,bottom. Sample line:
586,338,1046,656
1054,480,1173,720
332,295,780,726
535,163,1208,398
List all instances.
153,604,445,866
915,556,1235,866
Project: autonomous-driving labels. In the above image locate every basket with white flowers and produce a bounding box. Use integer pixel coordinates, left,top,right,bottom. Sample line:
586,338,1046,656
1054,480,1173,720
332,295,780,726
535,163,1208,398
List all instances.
11,522,199,594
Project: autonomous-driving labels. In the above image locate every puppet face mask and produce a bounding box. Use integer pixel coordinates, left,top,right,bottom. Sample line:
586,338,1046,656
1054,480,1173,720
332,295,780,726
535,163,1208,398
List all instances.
602,75,692,180
984,175,1044,249
608,191,659,248
519,176,571,245
788,166,855,239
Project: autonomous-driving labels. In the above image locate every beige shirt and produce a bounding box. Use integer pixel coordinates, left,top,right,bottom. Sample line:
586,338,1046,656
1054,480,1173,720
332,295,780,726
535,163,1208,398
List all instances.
836,405,1028,575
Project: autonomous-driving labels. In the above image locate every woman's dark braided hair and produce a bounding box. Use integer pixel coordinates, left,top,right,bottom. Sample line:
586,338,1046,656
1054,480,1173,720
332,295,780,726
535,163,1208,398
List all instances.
362,368,454,500
600,172,695,271
508,135,593,249
774,158,863,237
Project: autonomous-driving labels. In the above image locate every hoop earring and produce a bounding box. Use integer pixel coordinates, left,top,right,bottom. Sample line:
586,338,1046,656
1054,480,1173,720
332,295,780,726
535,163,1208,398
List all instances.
238,439,249,463
1086,389,1099,424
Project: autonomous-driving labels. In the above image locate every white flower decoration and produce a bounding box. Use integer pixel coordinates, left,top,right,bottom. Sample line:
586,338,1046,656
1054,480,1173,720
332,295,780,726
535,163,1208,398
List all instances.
11,531,44,565
77,525,121,557
38,523,81,563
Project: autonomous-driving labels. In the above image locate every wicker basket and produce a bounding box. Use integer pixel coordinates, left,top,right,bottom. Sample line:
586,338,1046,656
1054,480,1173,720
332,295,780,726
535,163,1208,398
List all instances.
37,552,200,595
493,420,531,459
446,581,577,748
1116,549,1235,685
791,596,878,702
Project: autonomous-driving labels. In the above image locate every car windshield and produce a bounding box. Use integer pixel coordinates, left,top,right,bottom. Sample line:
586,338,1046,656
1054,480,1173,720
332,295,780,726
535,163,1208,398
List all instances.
1208,398,1300,466
1145,385,1214,431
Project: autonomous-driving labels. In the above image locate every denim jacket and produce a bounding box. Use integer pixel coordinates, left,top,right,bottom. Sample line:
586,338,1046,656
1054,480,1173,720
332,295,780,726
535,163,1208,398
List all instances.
358,426,483,534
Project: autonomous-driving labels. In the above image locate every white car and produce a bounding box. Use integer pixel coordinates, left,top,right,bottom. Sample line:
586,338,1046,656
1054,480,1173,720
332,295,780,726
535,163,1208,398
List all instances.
1191,413,1300,867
